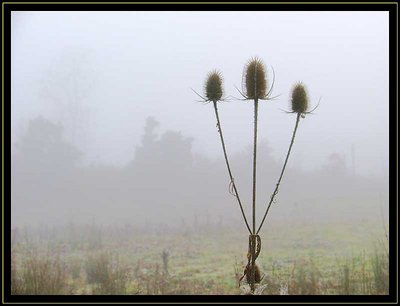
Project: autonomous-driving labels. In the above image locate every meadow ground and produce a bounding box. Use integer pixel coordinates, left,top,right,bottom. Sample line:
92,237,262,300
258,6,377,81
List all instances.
11,218,389,295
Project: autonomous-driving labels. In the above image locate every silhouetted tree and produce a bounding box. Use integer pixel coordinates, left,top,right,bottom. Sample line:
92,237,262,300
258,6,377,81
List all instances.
141,117,159,148
12,117,82,225
41,48,95,153
127,116,195,223
133,117,193,174
14,116,81,180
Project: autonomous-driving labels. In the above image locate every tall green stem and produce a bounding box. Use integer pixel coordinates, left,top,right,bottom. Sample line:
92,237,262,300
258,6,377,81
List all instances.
256,113,301,235
213,101,252,234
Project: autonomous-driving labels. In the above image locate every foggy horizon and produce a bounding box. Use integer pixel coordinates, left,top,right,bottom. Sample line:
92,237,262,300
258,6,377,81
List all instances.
11,10,390,228
12,11,389,178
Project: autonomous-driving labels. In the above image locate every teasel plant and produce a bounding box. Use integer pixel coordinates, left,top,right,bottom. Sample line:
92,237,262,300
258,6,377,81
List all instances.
193,58,279,294
192,70,252,235
256,82,320,236
234,57,279,293
193,63,319,295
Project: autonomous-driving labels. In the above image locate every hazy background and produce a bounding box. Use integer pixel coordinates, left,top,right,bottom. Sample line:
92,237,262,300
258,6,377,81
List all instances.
11,11,389,229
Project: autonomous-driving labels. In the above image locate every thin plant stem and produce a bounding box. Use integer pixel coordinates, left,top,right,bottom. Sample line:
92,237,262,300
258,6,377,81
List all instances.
250,98,259,292
252,99,259,235
256,113,301,235
213,101,252,234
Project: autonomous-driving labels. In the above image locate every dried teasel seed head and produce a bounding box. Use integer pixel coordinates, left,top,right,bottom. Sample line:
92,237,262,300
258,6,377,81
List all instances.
205,70,223,102
291,82,309,114
244,57,267,100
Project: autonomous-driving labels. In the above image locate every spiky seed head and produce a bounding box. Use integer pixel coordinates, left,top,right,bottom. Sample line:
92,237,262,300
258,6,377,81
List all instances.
244,57,267,100
205,70,223,102
291,82,309,113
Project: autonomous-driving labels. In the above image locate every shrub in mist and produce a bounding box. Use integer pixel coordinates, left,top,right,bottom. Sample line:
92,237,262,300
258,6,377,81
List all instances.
85,252,130,295
12,251,69,295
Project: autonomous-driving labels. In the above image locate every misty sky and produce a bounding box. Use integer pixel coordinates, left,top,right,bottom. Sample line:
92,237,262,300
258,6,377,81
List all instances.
11,11,389,178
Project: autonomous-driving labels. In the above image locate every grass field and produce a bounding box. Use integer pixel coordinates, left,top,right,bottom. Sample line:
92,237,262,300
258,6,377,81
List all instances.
11,218,389,295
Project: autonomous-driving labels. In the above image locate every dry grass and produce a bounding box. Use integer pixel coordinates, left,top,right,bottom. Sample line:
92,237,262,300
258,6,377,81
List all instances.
10,223,390,295
11,249,69,295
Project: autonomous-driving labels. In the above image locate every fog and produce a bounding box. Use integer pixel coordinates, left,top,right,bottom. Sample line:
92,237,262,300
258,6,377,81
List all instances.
11,11,389,228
